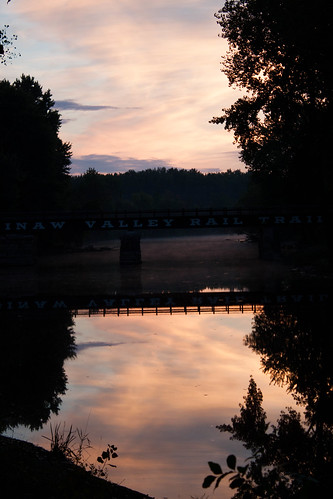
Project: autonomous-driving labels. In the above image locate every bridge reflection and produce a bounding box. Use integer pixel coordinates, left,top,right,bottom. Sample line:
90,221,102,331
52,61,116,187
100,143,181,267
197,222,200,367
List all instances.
1,291,329,316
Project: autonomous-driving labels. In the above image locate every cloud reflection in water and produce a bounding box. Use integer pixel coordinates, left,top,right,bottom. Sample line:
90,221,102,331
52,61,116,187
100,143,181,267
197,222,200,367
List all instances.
27,313,296,498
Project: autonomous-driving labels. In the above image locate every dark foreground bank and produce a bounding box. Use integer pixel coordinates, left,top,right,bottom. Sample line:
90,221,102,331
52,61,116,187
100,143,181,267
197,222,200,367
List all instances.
0,435,153,499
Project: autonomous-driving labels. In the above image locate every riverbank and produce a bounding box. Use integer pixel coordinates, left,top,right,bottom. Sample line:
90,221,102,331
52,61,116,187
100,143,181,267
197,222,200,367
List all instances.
0,435,152,499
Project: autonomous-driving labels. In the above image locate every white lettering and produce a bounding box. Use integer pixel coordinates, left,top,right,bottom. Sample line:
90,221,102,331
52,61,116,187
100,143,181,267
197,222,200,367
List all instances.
119,220,128,228
87,300,98,308
207,296,219,305
291,295,303,302
290,216,301,224
52,300,67,309
206,218,218,226
133,220,143,228
222,218,229,225
104,299,116,307
18,301,29,309
135,298,145,306
5,223,11,231
150,298,161,306
120,298,130,306
165,297,176,306
16,222,27,230
35,301,47,309
274,216,285,224
163,219,174,227
32,222,46,230
101,221,114,229
258,217,270,224
233,217,243,225
85,221,96,229
262,296,272,303
317,215,323,223
50,221,66,229
190,218,201,226
148,219,158,227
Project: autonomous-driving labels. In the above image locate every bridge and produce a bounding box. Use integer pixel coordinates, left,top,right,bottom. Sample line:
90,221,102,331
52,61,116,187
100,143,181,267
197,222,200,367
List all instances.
0,291,329,316
0,207,328,233
0,206,329,264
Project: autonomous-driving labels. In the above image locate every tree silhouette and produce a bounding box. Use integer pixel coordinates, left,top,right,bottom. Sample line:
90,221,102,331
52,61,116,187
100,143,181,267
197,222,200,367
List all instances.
212,0,333,204
69,167,250,211
0,310,76,433
0,24,18,64
0,75,72,211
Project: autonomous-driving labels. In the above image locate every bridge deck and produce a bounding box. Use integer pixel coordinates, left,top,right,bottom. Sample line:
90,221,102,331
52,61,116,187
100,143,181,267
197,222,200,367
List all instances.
0,207,328,233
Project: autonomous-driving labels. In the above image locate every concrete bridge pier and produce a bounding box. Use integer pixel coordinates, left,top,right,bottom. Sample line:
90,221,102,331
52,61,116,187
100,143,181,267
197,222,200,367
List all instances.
119,231,142,265
258,226,282,260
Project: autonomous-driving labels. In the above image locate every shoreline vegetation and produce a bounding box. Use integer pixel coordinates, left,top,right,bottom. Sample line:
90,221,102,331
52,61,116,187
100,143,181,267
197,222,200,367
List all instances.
0,434,152,498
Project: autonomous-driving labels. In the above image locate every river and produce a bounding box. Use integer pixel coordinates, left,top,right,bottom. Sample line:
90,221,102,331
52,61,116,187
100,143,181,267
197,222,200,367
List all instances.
1,231,332,498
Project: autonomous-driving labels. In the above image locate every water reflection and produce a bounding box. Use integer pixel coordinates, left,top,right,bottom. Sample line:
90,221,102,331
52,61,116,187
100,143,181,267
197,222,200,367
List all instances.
205,303,333,497
0,232,332,498
0,310,76,433
2,307,300,498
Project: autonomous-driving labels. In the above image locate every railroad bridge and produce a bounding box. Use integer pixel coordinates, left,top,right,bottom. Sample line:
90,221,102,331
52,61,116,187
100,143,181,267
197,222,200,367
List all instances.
0,206,329,264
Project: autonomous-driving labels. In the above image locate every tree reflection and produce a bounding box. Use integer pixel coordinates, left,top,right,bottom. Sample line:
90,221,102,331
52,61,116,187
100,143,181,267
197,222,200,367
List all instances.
204,304,333,497
0,310,76,433
247,304,333,432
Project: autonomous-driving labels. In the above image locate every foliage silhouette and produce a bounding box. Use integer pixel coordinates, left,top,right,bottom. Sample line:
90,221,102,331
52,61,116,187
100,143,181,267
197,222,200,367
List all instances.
0,24,19,64
43,422,118,480
212,0,333,204
246,304,333,430
0,75,72,211
69,167,250,211
0,310,76,433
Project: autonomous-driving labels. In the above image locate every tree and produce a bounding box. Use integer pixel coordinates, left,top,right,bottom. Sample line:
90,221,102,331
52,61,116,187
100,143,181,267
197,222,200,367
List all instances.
0,310,76,433
0,75,71,210
1,2,18,64
212,0,333,204
246,304,333,434
0,24,18,64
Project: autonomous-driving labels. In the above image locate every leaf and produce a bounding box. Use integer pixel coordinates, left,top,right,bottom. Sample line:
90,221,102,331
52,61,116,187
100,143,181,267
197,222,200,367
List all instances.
229,476,245,489
112,452,118,458
227,454,237,470
237,464,249,475
97,456,104,464
208,461,223,475
102,450,110,460
202,475,217,489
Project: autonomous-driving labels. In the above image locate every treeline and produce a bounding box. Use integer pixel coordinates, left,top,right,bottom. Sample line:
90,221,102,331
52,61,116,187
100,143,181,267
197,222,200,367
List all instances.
68,167,250,211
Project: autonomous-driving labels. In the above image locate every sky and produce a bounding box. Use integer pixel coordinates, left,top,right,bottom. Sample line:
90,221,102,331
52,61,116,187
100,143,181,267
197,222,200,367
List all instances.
1,0,244,175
